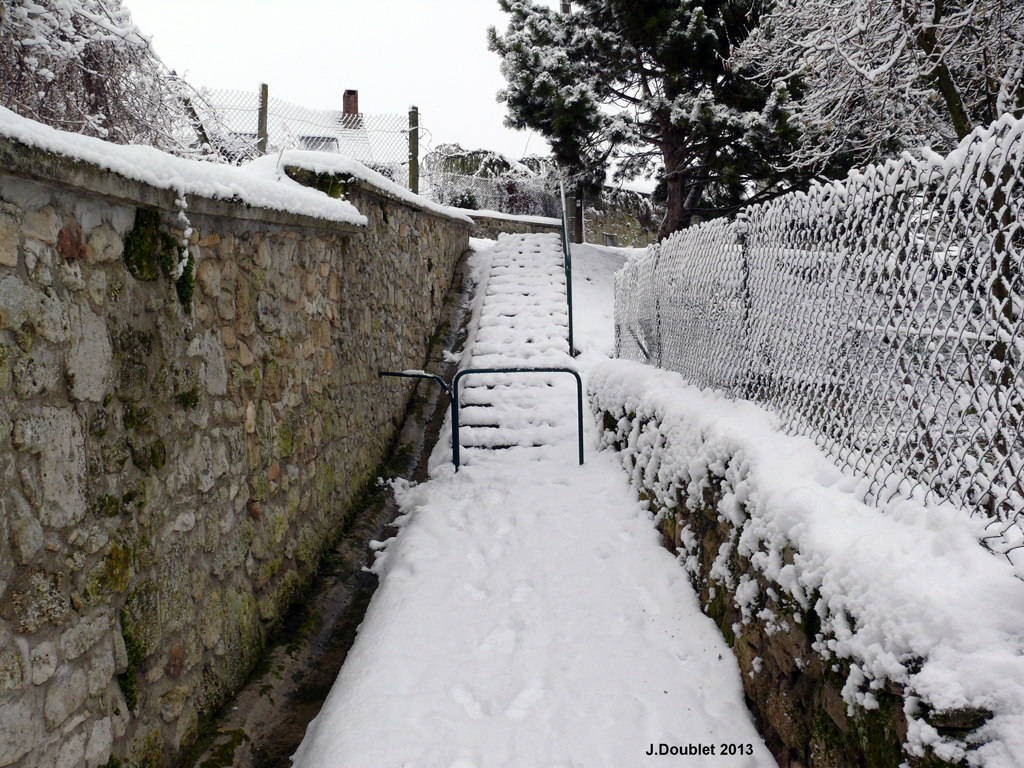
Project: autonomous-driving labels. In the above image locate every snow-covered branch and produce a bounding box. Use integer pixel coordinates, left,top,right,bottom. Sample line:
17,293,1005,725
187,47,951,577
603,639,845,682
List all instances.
0,0,214,156
735,0,1024,169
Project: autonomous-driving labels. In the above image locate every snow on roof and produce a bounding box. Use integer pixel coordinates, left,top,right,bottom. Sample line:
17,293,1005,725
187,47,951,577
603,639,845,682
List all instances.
0,106,368,227
246,150,474,225
205,91,376,162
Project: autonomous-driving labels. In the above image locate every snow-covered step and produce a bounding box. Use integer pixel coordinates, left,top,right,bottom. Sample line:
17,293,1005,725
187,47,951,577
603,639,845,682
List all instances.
456,232,577,462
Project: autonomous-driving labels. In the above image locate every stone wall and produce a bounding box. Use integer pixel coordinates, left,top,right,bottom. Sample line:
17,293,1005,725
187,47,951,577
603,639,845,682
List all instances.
571,189,662,248
465,213,561,241
0,135,469,768
583,205,659,248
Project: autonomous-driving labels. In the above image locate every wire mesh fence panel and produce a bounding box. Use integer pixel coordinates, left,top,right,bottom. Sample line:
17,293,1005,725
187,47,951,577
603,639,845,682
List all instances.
191,88,262,163
362,113,412,188
615,217,748,389
193,88,410,185
421,170,561,217
615,116,1024,565
418,145,561,217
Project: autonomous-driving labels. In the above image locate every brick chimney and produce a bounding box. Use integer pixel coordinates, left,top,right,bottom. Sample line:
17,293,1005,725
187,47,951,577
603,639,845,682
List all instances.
343,90,359,116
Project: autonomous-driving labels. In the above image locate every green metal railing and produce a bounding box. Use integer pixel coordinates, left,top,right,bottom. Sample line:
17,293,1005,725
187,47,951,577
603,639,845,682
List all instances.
379,367,584,470
378,369,452,399
559,181,576,357
452,367,583,469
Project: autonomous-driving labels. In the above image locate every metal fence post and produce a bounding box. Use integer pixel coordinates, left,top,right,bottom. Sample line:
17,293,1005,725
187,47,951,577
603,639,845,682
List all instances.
408,106,419,194
257,83,269,156
573,186,584,244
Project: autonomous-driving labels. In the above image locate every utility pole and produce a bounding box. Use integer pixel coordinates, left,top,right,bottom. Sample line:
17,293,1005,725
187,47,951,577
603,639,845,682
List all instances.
573,188,584,244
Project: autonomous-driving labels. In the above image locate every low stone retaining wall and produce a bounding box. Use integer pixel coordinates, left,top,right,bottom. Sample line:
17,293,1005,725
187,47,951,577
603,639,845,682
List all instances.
589,361,1006,768
594,409,945,767
0,134,469,768
464,211,561,241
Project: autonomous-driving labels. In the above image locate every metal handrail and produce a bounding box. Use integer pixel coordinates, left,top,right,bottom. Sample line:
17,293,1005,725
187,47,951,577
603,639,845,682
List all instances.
451,367,584,469
380,367,585,469
378,370,453,399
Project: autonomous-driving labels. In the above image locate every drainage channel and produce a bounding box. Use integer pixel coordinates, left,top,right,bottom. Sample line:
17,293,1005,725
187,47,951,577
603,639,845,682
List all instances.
181,250,478,768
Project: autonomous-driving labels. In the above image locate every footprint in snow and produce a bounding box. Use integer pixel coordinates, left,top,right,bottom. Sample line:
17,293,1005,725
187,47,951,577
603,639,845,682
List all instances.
635,585,663,615
504,687,545,719
461,583,488,600
450,682,485,719
479,626,517,654
511,580,533,604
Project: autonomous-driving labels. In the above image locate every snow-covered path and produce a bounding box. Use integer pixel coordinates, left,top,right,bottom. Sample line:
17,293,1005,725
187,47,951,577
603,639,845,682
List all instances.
291,235,774,768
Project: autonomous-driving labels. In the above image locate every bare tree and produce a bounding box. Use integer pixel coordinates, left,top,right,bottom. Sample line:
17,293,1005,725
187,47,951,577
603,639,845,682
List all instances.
735,0,1024,169
0,0,211,154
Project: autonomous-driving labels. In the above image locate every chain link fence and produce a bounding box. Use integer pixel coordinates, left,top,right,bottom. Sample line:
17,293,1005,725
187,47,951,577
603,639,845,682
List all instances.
615,116,1024,564
189,90,563,215
192,87,412,186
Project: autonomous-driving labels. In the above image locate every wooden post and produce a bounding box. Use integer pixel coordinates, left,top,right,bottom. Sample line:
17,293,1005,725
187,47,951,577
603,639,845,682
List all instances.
409,106,420,195
257,83,269,156
573,186,584,244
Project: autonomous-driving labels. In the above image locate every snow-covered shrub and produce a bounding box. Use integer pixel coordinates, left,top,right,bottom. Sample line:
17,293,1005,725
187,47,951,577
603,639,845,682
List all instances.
422,144,560,217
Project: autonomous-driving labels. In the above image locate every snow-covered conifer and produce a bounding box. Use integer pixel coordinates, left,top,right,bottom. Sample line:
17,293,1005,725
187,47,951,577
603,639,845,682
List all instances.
488,0,820,237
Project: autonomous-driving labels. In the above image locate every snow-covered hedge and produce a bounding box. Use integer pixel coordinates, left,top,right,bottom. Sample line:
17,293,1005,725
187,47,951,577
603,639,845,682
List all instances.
590,359,1024,768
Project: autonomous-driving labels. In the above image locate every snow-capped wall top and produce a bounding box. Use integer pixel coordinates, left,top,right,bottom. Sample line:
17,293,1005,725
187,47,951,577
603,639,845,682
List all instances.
245,151,474,226
454,207,562,226
0,106,368,226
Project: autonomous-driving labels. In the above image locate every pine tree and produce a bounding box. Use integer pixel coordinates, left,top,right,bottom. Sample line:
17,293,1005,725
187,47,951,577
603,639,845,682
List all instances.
488,0,817,237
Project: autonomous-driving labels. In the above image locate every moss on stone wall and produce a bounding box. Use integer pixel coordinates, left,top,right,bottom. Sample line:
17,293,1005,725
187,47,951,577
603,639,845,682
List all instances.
176,254,195,313
124,210,175,282
283,167,354,199
119,609,146,711
123,208,194,311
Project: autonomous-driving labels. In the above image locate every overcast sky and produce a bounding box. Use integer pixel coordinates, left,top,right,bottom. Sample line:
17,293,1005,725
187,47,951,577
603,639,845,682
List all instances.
125,0,557,161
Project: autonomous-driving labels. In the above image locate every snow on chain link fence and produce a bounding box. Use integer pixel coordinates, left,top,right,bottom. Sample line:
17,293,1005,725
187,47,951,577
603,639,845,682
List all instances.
615,115,1024,562
420,168,561,218
195,88,412,186
192,90,562,216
